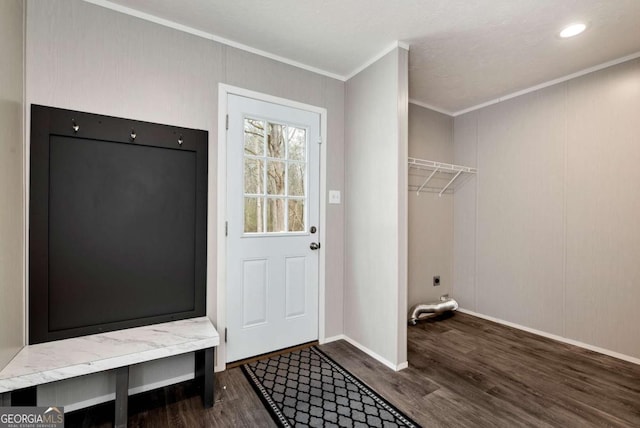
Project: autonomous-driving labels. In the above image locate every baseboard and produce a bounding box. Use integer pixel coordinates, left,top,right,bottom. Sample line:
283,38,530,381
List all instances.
127,373,194,396
59,392,116,413
58,373,195,412
396,361,409,371
219,334,403,372
320,334,347,344
457,308,640,366
339,336,408,372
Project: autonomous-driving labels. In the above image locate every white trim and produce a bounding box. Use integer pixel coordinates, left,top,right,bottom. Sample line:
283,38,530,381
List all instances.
408,99,454,117
320,334,346,345
396,361,409,370
318,334,409,370
79,0,640,118
345,42,410,81
83,1,412,85
341,336,407,372
22,0,28,347
59,391,116,413
127,373,194,396
58,373,194,412
82,0,345,81
219,84,330,120
457,308,640,366
214,87,228,373
216,84,328,372
319,110,328,347
452,51,640,116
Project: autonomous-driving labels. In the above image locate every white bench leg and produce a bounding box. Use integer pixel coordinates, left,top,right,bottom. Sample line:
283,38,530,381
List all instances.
114,366,129,428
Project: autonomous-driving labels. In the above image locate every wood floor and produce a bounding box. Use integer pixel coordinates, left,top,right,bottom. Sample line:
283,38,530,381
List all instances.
66,312,640,427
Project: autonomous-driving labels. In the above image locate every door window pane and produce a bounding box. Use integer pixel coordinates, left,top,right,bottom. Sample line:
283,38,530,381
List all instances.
267,161,286,195
244,158,264,195
288,163,305,197
267,198,285,232
267,123,285,159
244,119,264,156
288,199,305,232
287,127,306,161
243,117,308,234
244,197,265,233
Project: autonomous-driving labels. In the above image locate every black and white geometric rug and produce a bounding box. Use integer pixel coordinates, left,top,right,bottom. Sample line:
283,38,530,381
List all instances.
242,346,421,428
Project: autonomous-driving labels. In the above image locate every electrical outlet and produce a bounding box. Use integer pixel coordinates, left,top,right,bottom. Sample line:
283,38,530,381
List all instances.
433,275,441,286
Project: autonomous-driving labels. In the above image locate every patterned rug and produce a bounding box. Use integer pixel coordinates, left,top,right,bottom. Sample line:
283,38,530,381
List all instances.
242,346,421,428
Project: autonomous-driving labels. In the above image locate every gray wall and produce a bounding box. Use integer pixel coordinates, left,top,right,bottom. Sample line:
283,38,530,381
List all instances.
26,0,345,409
408,104,454,308
454,58,640,359
344,48,408,368
0,0,25,370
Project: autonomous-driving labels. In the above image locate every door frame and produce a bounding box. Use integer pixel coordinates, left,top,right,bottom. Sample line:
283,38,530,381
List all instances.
215,83,328,371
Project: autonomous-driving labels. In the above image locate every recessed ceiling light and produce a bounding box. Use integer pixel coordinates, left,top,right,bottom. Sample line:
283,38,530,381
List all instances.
560,23,587,38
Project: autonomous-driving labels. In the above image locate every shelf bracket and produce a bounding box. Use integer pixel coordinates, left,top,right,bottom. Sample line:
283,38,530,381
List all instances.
417,167,440,195
439,170,463,197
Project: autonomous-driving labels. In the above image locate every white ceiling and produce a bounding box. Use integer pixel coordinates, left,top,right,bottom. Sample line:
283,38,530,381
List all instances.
95,0,640,115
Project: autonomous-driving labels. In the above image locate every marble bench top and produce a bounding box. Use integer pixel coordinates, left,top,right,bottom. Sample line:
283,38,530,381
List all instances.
0,317,219,393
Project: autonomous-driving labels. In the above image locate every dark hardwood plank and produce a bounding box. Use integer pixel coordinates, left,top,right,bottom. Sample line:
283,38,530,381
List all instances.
66,369,276,428
66,313,640,427
321,312,640,427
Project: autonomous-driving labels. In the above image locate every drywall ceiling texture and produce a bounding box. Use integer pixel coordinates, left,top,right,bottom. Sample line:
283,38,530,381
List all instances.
102,0,640,113
345,47,408,369
0,0,25,370
409,0,640,113
27,0,345,410
453,58,640,360
407,105,454,309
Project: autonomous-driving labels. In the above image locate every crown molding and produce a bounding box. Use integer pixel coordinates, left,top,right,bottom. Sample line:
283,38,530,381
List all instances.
345,41,411,81
83,0,346,81
452,50,640,116
408,99,454,116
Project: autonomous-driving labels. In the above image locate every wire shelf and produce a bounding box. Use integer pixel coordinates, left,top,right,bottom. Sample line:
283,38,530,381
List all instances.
408,157,477,196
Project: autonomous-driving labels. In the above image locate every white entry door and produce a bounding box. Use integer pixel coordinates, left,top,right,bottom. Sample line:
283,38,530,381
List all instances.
226,94,321,362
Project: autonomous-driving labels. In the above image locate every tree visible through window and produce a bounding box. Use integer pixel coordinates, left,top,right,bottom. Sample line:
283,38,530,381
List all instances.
243,118,306,233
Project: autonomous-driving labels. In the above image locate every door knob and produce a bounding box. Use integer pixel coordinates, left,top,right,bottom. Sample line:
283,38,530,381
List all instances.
310,242,321,250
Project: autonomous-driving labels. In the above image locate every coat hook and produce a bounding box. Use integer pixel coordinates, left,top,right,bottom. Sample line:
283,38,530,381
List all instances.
130,129,136,141
72,119,79,133
178,135,183,146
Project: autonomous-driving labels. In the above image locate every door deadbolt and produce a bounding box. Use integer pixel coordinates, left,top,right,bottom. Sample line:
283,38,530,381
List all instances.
310,226,317,234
